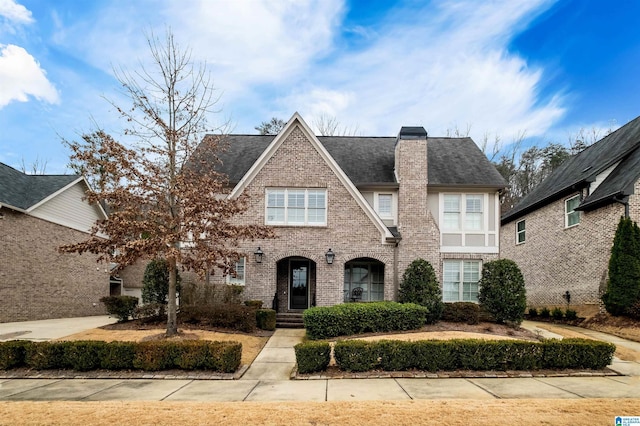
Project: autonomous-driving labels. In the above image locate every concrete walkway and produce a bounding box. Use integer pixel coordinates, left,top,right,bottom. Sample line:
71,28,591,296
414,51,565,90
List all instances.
0,316,117,342
1,317,639,401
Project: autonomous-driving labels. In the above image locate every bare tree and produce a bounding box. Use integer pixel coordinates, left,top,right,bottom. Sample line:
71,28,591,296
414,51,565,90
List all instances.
20,156,48,175
313,113,361,136
255,117,285,135
60,29,274,336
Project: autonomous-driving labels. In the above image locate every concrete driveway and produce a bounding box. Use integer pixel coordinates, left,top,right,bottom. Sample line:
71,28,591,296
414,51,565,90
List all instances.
0,315,117,342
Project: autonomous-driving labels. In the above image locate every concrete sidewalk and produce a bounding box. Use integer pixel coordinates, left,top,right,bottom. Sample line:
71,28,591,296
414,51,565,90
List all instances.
1,316,639,401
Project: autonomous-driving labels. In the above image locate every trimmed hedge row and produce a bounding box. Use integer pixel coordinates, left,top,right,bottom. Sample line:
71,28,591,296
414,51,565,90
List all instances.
294,338,615,373
303,302,428,340
0,340,241,373
442,302,480,324
179,304,257,332
294,341,331,374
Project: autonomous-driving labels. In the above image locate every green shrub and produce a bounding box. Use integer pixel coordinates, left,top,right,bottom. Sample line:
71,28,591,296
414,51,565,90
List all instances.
0,340,31,370
100,342,136,370
565,309,578,321
179,304,256,332
303,302,428,340
478,259,527,326
334,340,379,372
602,217,640,316
256,309,276,331
540,307,551,318
551,307,564,320
331,338,613,373
133,342,179,371
542,339,615,369
294,341,331,374
211,342,242,373
25,342,67,370
244,300,263,309
442,302,480,324
133,302,167,321
398,258,444,324
142,258,181,306
528,307,538,317
64,341,107,371
625,300,640,320
100,295,139,322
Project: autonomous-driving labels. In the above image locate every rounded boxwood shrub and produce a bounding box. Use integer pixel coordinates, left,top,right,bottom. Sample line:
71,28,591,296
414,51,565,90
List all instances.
399,258,443,324
100,295,139,322
478,259,526,326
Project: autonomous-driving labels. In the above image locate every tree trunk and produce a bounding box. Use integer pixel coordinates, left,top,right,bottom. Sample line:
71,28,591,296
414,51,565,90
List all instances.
166,256,178,336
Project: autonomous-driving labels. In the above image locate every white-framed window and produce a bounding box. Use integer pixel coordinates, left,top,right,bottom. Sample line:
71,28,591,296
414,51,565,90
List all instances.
376,193,393,218
565,195,581,228
443,194,461,230
443,260,481,302
465,195,483,230
227,257,246,285
516,219,526,244
266,188,327,226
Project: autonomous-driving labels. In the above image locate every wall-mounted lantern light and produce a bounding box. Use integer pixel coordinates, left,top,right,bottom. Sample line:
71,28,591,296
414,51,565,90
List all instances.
325,248,335,265
254,247,264,264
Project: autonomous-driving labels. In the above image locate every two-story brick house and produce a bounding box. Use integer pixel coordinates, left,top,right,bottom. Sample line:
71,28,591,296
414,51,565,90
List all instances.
205,113,506,312
501,115,640,308
0,162,109,322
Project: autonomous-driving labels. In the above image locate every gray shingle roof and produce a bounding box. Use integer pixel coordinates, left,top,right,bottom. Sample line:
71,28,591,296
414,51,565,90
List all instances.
214,134,506,188
0,162,79,210
502,115,640,224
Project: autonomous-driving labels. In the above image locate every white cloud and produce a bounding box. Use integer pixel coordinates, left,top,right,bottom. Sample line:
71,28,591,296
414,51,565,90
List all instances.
0,0,33,25
0,44,59,108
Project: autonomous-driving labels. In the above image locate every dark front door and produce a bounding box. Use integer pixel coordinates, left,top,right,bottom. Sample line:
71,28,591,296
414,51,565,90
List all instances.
290,260,309,310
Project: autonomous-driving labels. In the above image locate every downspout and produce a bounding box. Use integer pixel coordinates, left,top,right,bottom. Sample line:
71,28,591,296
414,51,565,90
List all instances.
613,195,630,218
393,241,399,300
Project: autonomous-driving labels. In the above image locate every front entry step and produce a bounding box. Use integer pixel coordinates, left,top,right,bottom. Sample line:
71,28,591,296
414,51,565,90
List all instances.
276,312,304,329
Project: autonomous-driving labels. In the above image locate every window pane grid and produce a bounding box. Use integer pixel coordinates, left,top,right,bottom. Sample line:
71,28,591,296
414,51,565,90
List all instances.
266,189,327,226
444,260,480,302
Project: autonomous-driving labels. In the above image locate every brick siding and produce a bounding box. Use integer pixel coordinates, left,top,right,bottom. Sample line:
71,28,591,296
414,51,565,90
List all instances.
0,210,108,322
500,191,624,307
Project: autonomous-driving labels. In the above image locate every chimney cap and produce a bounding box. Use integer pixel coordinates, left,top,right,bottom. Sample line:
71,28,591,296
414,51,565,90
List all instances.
398,126,427,139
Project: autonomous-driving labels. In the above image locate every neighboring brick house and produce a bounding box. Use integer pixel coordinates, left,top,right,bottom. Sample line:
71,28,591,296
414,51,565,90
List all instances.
501,115,640,308
202,113,505,312
0,162,109,322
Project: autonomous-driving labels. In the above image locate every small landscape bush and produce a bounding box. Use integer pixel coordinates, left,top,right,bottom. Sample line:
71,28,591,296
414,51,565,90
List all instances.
303,301,428,340
244,300,263,309
100,295,139,322
540,307,551,318
0,340,31,370
442,302,480,324
478,259,527,326
528,307,538,317
179,304,256,332
294,341,331,374
565,309,578,321
552,307,564,320
256,309,276,331
398,258,444,324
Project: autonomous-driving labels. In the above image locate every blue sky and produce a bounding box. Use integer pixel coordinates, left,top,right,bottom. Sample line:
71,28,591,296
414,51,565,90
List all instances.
1,0,639,173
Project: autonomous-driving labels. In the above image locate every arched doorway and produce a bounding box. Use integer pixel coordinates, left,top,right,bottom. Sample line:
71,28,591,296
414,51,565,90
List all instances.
344,258,384,303
276,257,316,311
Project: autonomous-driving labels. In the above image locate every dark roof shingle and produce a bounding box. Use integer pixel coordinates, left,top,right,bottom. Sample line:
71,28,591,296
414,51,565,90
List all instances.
0,162,79,210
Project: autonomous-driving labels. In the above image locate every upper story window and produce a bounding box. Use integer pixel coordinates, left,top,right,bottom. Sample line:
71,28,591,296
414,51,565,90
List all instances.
376,193,393,218
266,188,327,226
565,195,581,228
516,219,526,244
227,257,246,285
443,194,484,231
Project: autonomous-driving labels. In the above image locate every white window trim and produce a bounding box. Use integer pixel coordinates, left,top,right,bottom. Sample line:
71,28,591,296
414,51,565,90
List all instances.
516,219,526,244
442,259,482,303
227,257,246,285
373,192,395,220
440,192,497,253
565,195,581,228
265,188,327,226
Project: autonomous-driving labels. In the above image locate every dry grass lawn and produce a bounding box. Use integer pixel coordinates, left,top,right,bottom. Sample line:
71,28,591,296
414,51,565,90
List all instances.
57,329,268,365
1,399,638,425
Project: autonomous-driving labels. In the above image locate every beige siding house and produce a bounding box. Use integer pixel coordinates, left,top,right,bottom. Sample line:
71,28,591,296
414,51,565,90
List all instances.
205,113,505,311
0,163,109,322
501,115,640,308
